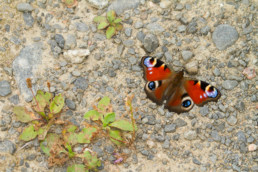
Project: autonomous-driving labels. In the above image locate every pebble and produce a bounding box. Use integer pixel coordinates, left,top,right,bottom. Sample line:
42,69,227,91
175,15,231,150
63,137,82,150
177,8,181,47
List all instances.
0,80,11,97
74,77,88,90
181,50,193,61
134,21,143,29
146,22,165,34
200,25,210,35
164,51,172,62
227,115,237,126
65,98,76,110
0,140,16,154
185,61,198,74
8,95,19,105
136,31,145,42
186,21,198,34
212,24,239,50
63,49,90,64
124,28,132,37
248,144,257,151
192,157,201,165
108,0,140,15
75,22,89,32
160,0,172,9
184,130,197,140
87,0,108,9
177,25,186,33
65,34,77,49
143,34,159,53
16,3,34,12
174,118,187,128
123,40,134,47
55,34,65,49
23,12,34,27
222,80,238,90
164,124,176,133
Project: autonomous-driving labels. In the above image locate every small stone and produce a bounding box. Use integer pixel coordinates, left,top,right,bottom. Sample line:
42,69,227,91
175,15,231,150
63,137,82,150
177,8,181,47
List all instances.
63,49,90,64
134,21,143,29
23,12,34,27
212,24,239,50
184,130,197,140
222,80,238,90
200,26,210,35
174,118,187,128
55,34,65,49
123,40,134,47
164,124,176,133
162,140,170,149
164,51,172,62
248,144,257,151
187,21,198,34
243,67,256,79
124,28,132,37
104,145,114,154
87,0,108,9
74,77,88,90
75,22,89,32
192,157,201,165
175,3,184,10
65,34,77,49
146,22,165,34
185,61,198,74
72,70,81,77
143,34,159,53
211,130,221,142
109,0,140,14
227,115,237,126
199,106,209,116
17,3,34,12
8,95,19,105
160,0,172,9
181,50,193,61
0,80,11,97
213,68,221,76
236,131,246,142
177,25,186,33
136,31,145,42
0,140,16,154
65,99,76,110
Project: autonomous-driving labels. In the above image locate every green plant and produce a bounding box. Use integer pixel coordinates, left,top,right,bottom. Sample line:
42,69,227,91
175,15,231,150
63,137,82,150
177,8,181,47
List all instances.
13,79,137,171
93,10,123,39
62,0,78,8
84,96,137,146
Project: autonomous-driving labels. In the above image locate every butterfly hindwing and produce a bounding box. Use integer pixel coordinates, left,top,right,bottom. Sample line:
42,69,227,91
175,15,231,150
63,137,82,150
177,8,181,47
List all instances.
184,80,221,106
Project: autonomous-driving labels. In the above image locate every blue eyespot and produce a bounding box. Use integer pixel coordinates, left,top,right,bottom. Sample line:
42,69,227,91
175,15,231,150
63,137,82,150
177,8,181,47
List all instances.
148,81,156,90
182,100,191,107
144,57,154,67
206,88,218,98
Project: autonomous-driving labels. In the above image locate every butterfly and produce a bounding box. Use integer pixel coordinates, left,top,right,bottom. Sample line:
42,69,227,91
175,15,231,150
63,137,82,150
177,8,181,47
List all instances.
140,56,221,113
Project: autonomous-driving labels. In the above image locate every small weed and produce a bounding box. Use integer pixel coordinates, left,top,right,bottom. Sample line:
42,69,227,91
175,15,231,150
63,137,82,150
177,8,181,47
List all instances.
62,0,78,8
13,79,137,171
93,10,123,39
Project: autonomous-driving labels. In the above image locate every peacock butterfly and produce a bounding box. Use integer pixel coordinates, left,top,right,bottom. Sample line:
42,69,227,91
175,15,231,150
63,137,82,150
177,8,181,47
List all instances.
140,56,221,113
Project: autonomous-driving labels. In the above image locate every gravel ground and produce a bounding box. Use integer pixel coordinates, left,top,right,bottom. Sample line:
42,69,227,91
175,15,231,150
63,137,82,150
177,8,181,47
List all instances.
0,0,257,172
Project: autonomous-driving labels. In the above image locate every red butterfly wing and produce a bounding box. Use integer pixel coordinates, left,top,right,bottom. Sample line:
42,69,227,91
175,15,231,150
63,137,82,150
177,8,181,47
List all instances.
141,56,173,81
184,80,221,106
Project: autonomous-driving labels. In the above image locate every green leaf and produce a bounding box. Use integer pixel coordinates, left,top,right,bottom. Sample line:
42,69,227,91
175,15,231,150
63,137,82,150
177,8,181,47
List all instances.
109,129,123,146
109,120,137,131
77,127,97,144
107,10,116,23
114,18,122,23
93,16,107,23
98,96,110,111
67,125,77,132
103,112,115,127
65,143,75,158
37,125,51,140
106,26,116,39
67,164,86,172
19,125,38,141
84,110,101,121
13,106,34,123
33,90,52,112
98,22,109,30
50,94,64,114
83,151,101,169
40,133,60,156
115,23,123,31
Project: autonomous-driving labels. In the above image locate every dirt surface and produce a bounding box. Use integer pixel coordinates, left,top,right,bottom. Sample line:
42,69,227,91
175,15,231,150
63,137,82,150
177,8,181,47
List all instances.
0,0,257,172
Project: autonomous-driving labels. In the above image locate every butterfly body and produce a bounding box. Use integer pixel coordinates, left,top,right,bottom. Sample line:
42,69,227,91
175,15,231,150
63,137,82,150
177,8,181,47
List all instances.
141,56,221,113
